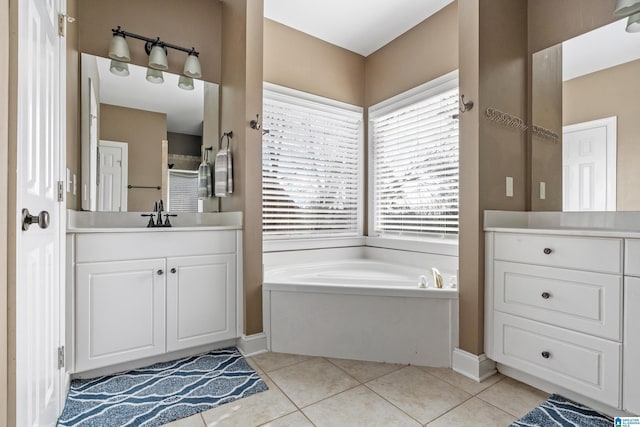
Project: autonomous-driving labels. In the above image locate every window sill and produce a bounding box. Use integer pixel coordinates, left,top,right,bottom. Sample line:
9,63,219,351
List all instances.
365,236,458,257
263,236,366,253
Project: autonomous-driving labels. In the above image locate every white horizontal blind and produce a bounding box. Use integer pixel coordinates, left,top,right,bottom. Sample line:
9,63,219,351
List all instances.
262,85,363,238
168,170,198,212
370,77,459,237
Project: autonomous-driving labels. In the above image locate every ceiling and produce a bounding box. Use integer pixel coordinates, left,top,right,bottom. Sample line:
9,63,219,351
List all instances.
264,0,455,56
563,18,640,81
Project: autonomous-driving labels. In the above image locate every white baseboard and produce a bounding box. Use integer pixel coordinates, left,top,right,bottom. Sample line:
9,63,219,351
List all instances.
237,333,268,357
451,348,497,382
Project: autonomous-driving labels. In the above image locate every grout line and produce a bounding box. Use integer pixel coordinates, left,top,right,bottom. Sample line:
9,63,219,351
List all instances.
251,353,314,374
324,357,367,384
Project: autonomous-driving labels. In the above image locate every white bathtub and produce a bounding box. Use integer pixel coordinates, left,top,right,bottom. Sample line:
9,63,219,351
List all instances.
263,257,459,367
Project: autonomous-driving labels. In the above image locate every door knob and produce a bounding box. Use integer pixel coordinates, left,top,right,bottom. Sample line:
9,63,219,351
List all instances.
21,208,50,231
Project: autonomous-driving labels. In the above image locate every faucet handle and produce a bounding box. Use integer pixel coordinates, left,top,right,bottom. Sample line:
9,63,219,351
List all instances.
141,213,155,227
163,213,177,227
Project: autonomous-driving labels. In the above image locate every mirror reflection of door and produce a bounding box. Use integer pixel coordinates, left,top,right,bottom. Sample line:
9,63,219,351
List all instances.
562,117,617,211
98,140,129,212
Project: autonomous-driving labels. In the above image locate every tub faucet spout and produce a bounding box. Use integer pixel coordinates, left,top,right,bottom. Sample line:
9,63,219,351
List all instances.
432,268,444,289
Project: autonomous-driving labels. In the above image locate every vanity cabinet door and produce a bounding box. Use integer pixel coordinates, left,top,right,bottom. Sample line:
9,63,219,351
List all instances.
76,258,166,372
166,254,237,352
624,276,640,414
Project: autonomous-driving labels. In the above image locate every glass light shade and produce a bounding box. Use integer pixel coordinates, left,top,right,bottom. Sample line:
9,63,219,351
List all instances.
148,45,169,71
109,60,130,77
178,75,195,90
108,34,131,62
614,0,640,16
627,12,640,32
183,53,202,78
146,68,164,84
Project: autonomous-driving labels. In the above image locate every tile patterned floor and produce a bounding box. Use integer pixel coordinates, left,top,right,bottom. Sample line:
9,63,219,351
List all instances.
162,352,549,427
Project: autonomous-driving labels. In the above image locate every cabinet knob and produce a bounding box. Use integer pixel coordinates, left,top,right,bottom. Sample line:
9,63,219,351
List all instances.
541,351,551,359
541,292,551,299
170,268,177,274
157,269,164,275
543,248,552,255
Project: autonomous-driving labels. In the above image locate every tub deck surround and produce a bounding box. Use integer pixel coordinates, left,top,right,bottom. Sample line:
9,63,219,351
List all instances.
263,247,459,367
484,210,640,417
66,209,243,232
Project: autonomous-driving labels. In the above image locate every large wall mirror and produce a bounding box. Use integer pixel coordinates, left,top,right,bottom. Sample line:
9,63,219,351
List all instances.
80,53,220,213
531,18,640,212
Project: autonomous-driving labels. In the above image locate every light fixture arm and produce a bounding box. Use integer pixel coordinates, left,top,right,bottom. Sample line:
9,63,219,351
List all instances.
111,26,199,56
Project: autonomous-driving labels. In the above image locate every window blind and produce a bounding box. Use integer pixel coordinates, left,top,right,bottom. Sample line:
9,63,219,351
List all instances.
370,80,459,237
167,170,198,212
262,86,363,238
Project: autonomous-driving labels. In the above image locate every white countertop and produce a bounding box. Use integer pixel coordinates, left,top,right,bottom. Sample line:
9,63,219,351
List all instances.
484,210,640,238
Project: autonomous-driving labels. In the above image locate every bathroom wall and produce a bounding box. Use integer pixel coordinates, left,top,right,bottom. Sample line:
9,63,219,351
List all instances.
458,0,529,355
364,2,458,107
78,0,222,84
219,0,265,336
263,19,366,106
100,104,168,212
563,59,640,211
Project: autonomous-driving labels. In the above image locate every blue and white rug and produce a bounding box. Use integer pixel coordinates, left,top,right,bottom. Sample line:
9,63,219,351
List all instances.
511,394,613,427
57,347,268,427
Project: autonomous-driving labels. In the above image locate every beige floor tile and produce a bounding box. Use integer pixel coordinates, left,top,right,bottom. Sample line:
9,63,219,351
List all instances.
328,358,404,383
268,358,360,408
477,377,548,418
366,366,471,424
251,352,311,373
259,411,314,427
245,356,265,376
162,414,205,427
303,385,421,427
201,378,297,426
419,367,504,395
427,397,516,427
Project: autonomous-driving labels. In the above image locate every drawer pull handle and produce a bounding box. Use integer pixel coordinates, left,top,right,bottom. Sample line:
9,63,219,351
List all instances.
157,269,164,275
541,292,551,299
543,248,552,255
541,351,551,359
170,268,177,274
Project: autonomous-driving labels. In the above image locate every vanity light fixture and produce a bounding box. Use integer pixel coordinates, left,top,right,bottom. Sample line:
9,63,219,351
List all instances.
146,68,164,84
614,0,640,17
107,26,202,80
178,75,195,91
109,60,130,77
627,12,640,32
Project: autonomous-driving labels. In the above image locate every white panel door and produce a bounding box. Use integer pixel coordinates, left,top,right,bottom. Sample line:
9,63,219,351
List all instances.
563,117,617,211
166,254,237,352
16,0,65,425
97,140,128,212
75,259,166,372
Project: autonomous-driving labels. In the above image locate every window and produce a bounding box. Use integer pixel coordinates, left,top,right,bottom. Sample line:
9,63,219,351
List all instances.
262,83,363,238
167,170,198,212
369,71,459,238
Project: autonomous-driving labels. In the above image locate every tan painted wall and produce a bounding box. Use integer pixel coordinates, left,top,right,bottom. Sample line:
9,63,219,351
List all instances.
220,0,264,335
564,59,640,211
100,104,167,212
79,0,222,84
458,0,528,355
67,0,80,210
0,0,9,421
365,2,458,107
263,19,365,106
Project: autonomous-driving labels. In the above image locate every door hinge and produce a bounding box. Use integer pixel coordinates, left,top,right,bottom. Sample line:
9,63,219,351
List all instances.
58,346,65,369
57,181,65,202
58,14,76,37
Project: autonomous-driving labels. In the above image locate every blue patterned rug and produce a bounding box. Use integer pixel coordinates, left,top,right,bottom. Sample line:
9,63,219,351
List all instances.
57,347,267,427
511,394,613,426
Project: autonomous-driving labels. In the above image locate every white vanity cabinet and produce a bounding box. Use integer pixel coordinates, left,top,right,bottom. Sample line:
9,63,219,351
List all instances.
70,229,242,373
624,239,640,414
485,231,624,408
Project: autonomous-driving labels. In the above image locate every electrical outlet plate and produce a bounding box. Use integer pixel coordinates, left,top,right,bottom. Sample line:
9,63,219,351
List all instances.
540,182,546,200
506,177,514,197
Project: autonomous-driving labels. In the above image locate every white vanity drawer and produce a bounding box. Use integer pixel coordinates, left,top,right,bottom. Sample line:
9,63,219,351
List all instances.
76,230,237,263
493,312,621,408
493,233,622,274
494,261,622,340
625,239,640,277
